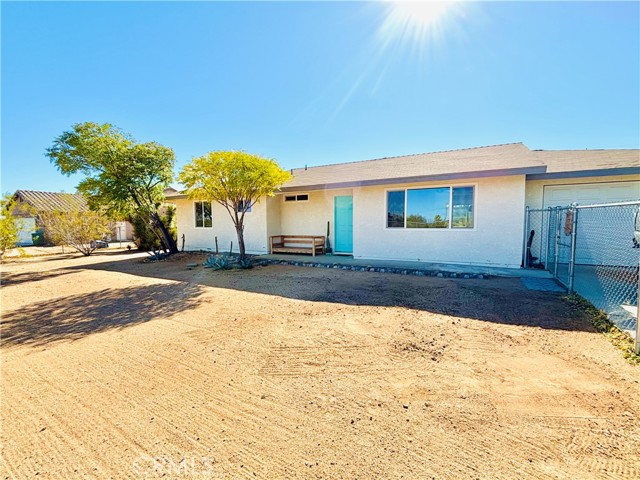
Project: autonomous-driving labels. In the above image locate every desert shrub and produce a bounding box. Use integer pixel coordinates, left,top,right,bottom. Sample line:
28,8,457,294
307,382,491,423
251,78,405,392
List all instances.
0,195,23,261
40,209,111,256
131,205,177,252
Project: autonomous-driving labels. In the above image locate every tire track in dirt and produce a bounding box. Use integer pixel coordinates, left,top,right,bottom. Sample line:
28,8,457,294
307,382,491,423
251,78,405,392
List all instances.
143,295,638,479
65,329,314,477
2,363,118,478
3,254,640,479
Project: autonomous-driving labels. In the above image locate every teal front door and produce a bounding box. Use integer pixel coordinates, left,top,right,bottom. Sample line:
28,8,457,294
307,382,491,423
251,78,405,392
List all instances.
334,196,353,254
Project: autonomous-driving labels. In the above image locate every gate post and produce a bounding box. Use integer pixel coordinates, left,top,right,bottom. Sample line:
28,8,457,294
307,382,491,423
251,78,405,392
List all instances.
544,207,552,269
634,261,640,355
568,204,579,294
553,208,561,279
523,206,530,268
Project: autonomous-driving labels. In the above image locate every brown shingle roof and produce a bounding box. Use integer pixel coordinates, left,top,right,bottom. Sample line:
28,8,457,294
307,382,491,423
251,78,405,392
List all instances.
530,149,640,174
14,190,88,213
281,143,640,191
166,143,638,195
281,143,545,191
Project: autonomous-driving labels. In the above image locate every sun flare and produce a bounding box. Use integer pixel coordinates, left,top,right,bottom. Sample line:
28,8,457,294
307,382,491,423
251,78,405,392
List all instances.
379,1,460,49
393,1,452,30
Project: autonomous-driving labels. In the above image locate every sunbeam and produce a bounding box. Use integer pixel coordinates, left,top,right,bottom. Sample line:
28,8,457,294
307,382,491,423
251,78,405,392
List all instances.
378,1,463,54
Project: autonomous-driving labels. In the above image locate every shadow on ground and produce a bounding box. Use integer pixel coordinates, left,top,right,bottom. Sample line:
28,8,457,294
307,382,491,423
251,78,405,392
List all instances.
1,269,77,287
62,253,594,334
1,282,205,348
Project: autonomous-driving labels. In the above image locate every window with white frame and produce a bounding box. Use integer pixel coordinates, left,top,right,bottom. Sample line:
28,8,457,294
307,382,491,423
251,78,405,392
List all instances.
386,186,474,229
194,201,212,228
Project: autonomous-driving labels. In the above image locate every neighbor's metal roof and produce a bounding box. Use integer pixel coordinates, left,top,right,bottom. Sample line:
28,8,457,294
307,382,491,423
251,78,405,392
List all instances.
14,190,88,212
281,143,545,191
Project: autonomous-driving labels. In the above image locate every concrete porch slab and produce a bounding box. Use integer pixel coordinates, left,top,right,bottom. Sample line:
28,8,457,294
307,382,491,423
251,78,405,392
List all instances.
257,254,553,279
521,277,566,292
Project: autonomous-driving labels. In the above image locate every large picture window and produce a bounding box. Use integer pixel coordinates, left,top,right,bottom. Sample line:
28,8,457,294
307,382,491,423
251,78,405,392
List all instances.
195,201,212,228
386,186,474,229
407,187,450,228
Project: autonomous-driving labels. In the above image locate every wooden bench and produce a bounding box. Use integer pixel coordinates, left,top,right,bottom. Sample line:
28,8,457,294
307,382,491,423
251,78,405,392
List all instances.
270,235,326,256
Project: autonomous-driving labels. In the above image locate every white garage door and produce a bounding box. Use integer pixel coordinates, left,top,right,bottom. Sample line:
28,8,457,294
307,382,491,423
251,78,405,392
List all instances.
543,181,640,265
543,181,640,208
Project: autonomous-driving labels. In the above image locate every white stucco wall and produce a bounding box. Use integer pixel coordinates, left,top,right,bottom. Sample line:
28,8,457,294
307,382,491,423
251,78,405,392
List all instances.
352,176,527,268
266,196,281,240
278,188,353,248
174,197,270,254
525,174,640,209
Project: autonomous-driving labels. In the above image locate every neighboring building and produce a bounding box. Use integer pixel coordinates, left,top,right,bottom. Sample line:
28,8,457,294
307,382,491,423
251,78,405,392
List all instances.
12,190,133,245
13,190,89,245
167,143,640,268
111,221,135,242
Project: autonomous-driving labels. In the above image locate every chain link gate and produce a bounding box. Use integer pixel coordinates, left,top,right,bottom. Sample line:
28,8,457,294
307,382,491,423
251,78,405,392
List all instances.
523,206,573,286
525,201,640,353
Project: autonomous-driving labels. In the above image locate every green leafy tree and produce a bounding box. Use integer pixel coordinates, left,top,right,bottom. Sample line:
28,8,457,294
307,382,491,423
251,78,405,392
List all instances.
0,195,23,261
178,151,291,259
40,209,112,256
131,205,177,251
46,123,178,253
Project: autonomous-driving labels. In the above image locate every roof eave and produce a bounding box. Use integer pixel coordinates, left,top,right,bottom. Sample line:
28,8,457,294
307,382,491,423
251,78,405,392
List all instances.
526,167,640,180
279,166,546,192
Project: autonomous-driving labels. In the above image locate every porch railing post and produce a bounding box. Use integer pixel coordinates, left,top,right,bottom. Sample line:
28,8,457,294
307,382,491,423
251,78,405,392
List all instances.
523,206,530,268
553,207,561,279
568,204,579,294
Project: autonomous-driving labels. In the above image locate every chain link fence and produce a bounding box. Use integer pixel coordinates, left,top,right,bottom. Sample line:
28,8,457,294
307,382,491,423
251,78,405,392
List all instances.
525,201,640,351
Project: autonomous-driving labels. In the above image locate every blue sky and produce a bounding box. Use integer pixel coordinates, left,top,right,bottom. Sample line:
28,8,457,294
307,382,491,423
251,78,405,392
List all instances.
2,1,638,194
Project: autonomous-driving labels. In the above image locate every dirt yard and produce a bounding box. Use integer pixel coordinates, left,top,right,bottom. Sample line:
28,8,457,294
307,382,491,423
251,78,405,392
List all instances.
1,252,639,479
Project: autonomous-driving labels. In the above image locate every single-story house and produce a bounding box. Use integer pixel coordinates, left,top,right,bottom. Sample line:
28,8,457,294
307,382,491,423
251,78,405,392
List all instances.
12,190,134,245
167,143,639,268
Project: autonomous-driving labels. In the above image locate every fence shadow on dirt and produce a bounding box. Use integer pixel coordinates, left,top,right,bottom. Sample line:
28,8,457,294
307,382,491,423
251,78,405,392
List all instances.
1,282,205,348
61,253,596,334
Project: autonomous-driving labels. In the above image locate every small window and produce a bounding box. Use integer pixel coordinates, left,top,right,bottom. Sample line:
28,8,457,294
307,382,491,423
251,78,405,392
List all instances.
195,201,212,228
387,191,405,228
406,187,450,228
237,199,252,213
284,194,309,202
452,186,474,228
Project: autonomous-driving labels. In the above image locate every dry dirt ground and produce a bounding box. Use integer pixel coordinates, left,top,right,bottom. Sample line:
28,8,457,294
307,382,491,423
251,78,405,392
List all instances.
1,252,639,479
